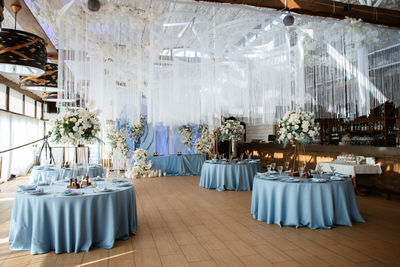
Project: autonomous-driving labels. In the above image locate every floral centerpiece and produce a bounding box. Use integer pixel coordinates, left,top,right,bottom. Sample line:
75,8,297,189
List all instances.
195,125,215,154
278,106,318,147
126,148,152,178
106,127,131,159
50,108,101,145
278,106,318,176
178,124,193,151
219,120,245,143
219,120,245,158
129,116,146,142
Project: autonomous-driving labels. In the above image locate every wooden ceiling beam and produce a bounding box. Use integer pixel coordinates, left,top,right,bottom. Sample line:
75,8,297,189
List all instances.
0,74,43,102
195,0,400,28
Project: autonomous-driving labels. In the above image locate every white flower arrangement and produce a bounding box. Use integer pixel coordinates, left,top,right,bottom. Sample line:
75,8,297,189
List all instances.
195,125,215,154
106,126,131,159
50,108,101,146
178,124,193,150
127,148,152,178
126,161,152,178
129,116,146,142
133,148,150,162
278,106,319,147
219,120,245,143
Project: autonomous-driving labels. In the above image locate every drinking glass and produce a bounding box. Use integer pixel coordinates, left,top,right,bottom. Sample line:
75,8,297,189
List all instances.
271,163,276,170
278,166,283,176
302,162,307,169
267,165,271,173
329,165,336,176
221,153,225,159
247,153,251,160
284,161,290,171
240,153,244,161
299,166,305,175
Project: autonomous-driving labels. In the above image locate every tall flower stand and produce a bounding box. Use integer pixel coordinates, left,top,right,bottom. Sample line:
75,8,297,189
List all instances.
289,142,304,177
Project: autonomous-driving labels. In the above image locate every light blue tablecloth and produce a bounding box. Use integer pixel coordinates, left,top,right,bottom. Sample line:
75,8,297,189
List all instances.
199,160,262,191
251,175,365,229
149,154,205,176
9,181,138,254
30,164,104,184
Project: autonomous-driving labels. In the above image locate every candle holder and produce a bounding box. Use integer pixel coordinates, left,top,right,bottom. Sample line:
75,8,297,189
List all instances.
67,178,80,189
81,175,91,186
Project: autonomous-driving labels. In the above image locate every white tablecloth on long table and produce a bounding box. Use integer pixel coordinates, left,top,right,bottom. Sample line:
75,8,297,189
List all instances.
316,161,382,178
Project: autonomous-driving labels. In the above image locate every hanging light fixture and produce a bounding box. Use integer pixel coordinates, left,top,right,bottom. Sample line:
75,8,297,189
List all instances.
20,63,58,92
0,1,46,75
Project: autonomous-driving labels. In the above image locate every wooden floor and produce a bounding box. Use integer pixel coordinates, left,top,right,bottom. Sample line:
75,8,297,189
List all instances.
0,175,399,267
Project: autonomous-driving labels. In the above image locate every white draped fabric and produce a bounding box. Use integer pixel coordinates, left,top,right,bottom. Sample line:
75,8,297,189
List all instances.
0,111,44,182
30,0,399,129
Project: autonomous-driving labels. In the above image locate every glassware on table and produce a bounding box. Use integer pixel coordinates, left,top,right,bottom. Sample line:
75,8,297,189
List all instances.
299,166,305,176
271,162,276,171
247,153,252,160
278,166,283,176
302,162,307,169
329,165,336,176
267,164,272,173
284,161,290,171
240,153,244,161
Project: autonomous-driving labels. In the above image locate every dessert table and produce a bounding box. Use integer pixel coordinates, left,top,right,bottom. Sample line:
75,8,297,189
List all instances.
149,154,205,176
251,174,365,229
30,164,104,184
9,181,138,254
316,161,382,178
199,160,262,191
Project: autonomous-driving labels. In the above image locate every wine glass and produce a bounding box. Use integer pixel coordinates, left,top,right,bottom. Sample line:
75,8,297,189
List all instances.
302,162,307,170
330,165,336,176
284,161,290,171
267,164,271,173
299,166,305,176
247,153,251,160
271,163,276,171
278,166,283,176
240,153,244,161
221,153,225,160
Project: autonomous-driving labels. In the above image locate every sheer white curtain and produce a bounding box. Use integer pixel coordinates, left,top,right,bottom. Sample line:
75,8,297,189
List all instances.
0,111,44,182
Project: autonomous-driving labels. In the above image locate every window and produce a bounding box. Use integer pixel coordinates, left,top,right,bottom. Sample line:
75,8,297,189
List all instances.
25,96,35,117
9,89,23,114
36,102,42,119
0,84,6,110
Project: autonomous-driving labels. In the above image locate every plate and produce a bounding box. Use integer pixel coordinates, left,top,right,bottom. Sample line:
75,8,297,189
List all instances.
258,176,279,180
112,179,125,183
116,182,132,187
19,185,37,191
281,178,301,183
96,187,114,192
310,178,329,183
330,176,345,181
61,190,84,196
24,189,47,195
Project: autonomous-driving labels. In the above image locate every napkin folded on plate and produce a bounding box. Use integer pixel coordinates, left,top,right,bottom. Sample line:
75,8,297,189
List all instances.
112,178,125,183
93,176,104,181
310,178,329,183
115,181,132,187
97,187,113,192
19,185,37,191
24,188,44,194
330,176,345,181
62,189,83,196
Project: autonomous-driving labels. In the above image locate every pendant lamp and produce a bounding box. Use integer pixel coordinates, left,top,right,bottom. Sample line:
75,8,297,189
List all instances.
20,63,58,92
0,1,46,75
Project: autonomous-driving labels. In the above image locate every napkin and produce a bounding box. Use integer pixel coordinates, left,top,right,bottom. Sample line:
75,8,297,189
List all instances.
112,178,125,183
24,188,44,194
330,176,345,181
115,182,132,187
19,185,37,191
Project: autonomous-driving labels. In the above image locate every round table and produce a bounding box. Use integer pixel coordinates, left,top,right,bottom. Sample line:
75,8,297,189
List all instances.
199,160,262,191
30,164,104,185
251,174,365,229
9,181,138,254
